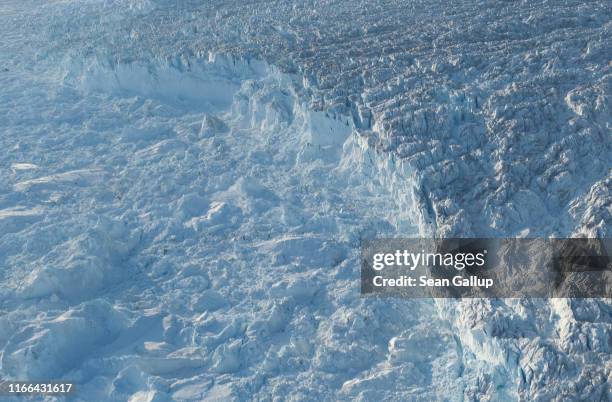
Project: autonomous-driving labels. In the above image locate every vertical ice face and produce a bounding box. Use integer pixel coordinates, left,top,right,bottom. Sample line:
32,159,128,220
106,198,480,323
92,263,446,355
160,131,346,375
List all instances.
39,0,610,239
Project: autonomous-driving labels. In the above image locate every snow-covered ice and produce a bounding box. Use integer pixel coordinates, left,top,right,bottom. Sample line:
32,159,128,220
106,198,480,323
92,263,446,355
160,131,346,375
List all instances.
0,0,610,401
1,31,452,401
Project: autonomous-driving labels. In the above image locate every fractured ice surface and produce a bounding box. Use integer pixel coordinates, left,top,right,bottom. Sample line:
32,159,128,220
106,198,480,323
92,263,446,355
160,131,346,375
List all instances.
0,0,610,401
49,0,608,238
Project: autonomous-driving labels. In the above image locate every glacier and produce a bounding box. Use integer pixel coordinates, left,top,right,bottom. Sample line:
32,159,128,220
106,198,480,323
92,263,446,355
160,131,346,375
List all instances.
0,0,610,401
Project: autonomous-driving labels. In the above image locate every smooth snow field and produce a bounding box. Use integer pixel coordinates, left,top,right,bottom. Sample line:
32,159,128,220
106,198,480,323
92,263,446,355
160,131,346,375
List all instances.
1,1,611,401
